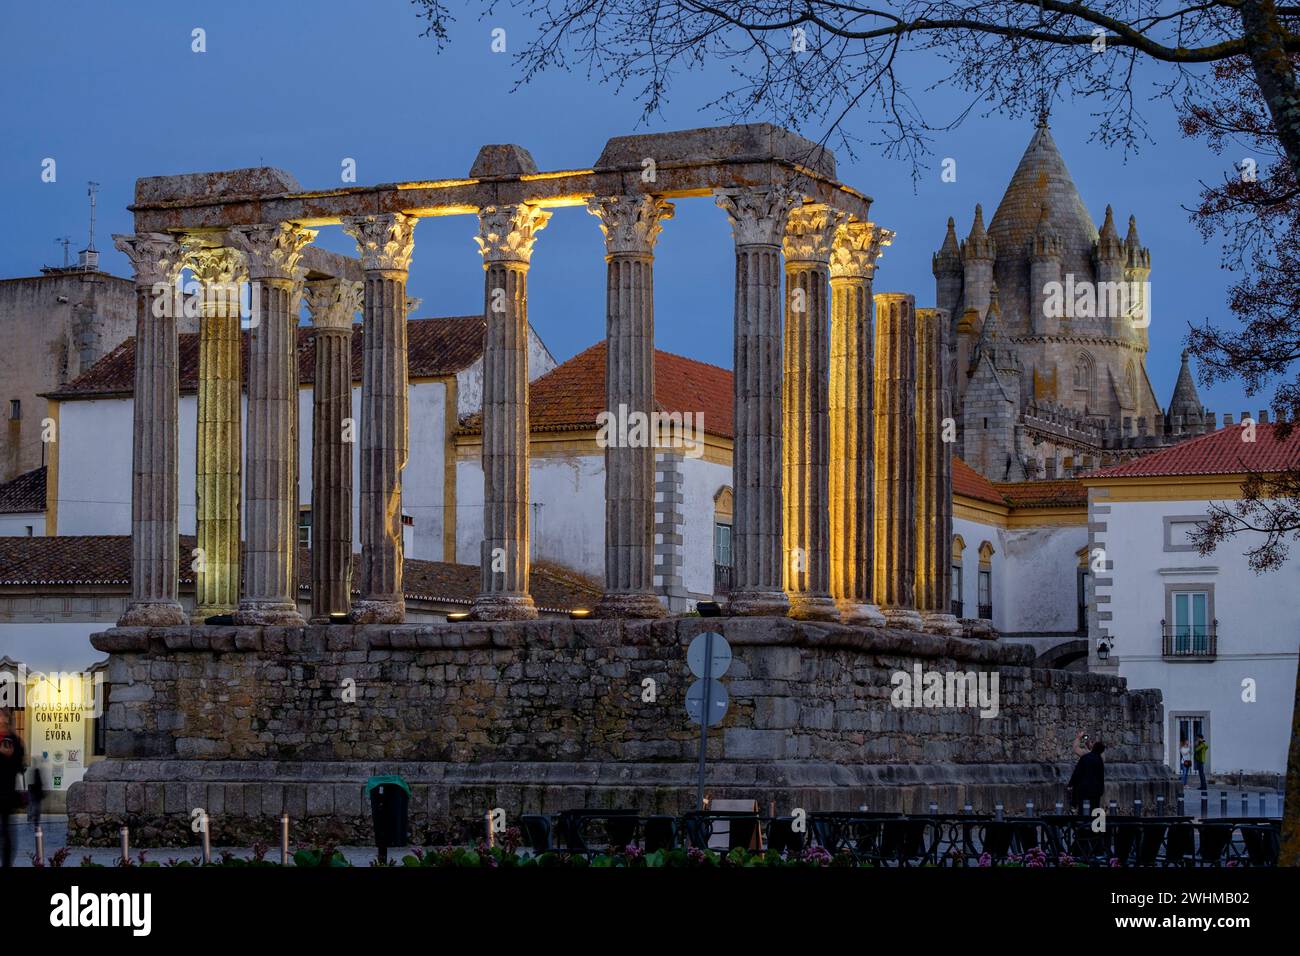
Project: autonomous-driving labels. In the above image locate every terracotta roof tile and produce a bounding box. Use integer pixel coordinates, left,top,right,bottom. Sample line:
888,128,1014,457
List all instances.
1091,423,1300,478
48,315,487,398
953,457,1006,506
0,535,599,612
463,341,734,439
0,466,46,514
994,478,1087,508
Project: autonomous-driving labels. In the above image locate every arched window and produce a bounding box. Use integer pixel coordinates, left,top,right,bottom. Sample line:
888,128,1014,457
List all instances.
951,535,966,617
713,486,734,596
1125,361,1138,404
1073,352,1094,390
977,542,995,621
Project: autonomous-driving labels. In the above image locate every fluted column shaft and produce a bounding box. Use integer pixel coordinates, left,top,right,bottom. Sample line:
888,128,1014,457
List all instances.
873,292,923,631
472,204,550,620
829,221,891,626
185,244,245,622
588,195,673,618
782,204,843,621
305,279,361,621
114,234,186,627
230,223,317,626
715,187,797,616
916,306,961,635
342,214,417,625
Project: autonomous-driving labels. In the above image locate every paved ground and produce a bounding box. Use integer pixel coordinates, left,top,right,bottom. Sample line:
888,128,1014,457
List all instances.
3,789,1283,867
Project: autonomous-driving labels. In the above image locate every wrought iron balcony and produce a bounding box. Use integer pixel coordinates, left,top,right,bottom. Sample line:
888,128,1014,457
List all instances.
1161,621,1218,659
951,600,963,618
977,604,993,620
713,563,732,596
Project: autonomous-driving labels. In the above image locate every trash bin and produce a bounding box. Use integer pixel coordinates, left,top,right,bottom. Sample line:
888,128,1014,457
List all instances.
365,775,410,862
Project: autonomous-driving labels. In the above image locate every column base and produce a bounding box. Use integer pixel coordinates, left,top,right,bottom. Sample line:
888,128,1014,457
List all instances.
787,592,839,622
921,611,964,636
233,601,306,626
882,607,925,631
470,594,538,621
595,592,666,619
726,589,791,617
837,600,887,627
349,598,406,625
191,605,235,625
118,600,186,628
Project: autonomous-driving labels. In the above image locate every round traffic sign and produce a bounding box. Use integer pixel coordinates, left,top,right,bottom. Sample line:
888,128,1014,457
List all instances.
685,678,729,727
687,631,732,679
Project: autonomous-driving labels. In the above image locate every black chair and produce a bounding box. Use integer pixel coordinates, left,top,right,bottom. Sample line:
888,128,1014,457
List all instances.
519,814,555,854
767,817,805,855
1134,822,1168,867
1240,824,1280,867
877,818,936,866
1066,822,1110,864
643,815,678,853
978,821,1016,862
1195,824,1234,866
1163,823,1195,866
1110,821,1142,866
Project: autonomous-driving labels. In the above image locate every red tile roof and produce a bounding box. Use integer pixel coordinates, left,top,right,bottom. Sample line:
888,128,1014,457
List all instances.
1091,423,1300,478
0,466,46,514
953,457,1006,506
994,478,1087,508
462,341,734,439
47,315,487,399
0,535,600,613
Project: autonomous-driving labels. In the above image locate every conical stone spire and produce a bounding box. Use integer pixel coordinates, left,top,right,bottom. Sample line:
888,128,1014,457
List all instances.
1169,350,1202,421
962,204,994,261
933,217,962,274
1095,204,1122,261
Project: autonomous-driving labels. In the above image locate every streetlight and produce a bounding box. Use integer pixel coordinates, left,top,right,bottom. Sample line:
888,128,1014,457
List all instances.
1097,639,1112,663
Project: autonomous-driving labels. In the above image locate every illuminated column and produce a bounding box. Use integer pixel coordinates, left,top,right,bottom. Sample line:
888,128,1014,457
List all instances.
342,213,418,624
184,243,246,622
304,279,361,622
873,292,923,631
781,203,843,621
587,194,673,618
915,307,961,635
829,221,891,626
229,222,317,626
113,233,186,627
715,185,798,617
471,204,550,620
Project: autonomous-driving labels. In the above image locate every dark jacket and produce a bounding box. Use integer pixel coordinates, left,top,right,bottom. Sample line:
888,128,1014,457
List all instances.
1068,750,1105,805
0,733,25,813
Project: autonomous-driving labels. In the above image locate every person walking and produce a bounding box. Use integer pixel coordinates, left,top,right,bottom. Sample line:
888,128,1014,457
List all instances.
1194,735,1209,790
26,755,44,830
1068,739,1106,815
1179,739,1192,786
0,711,25,868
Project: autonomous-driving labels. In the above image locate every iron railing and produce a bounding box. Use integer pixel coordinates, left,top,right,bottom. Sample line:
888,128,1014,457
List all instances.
1161,621,1218,659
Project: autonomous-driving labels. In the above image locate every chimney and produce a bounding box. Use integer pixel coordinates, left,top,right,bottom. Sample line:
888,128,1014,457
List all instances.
1259,410,1269,424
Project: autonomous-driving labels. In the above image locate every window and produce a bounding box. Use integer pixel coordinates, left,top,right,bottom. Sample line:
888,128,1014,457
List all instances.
1163,515,1206,553
1163,584,1217,657
1076,568,1089,633
8,399,19,421
297,508,311,550
977,570,992,619
713,486,734,595
24,526,33,537
950,564,963,617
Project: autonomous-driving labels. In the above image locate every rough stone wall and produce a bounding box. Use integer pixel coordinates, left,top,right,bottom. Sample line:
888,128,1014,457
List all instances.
68,618,1172,845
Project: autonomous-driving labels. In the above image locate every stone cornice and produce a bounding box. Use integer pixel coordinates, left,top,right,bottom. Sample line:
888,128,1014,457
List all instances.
714,185,800,247
228,223,318,281
475,204,551,266
112,233,185,287
586,194,674,257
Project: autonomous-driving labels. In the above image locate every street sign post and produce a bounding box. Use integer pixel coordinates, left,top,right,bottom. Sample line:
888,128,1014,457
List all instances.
686,631,732,811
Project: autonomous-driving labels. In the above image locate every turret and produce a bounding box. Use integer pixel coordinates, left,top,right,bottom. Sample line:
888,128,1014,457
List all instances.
1168,350,1203,436
1124,214,1151,345
1029,202,1062,335
960,204,996,320
933,216,964,331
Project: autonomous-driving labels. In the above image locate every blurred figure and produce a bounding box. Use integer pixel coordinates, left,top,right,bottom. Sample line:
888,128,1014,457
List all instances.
27,754,45,829
0,710,25,867
1178,738,1191,786
1068,739,1106,815
1194,735,1209,790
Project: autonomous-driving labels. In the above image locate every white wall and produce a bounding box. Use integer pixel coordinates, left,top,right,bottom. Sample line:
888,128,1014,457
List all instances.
680,457,732,599
952,514,1008,629
1097,495,1300,775
0,512,44,536
1001,525,1086,633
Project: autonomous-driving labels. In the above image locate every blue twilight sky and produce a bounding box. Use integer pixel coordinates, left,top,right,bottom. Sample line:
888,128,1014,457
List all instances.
0,0,1259,415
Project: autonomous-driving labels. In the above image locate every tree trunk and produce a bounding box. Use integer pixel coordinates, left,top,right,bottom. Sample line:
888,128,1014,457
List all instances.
1240,0,1300,184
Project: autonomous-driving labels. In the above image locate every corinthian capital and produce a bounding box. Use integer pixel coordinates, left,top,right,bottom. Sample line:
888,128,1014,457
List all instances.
113,233,185,287
227,222,318,281
783,203,849,264
475,204,551,266
182,241,247,286
304,278,363,332
714,185,800,247
586,194,674,257
341,212,418,272
829,221,894,281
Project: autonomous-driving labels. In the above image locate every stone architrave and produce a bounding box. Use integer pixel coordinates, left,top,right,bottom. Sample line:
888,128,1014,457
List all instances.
183,241,247,622
586,194,674,619
915,307,962,635
113,233,187,627
781,203,845,621
829,221,891,626
303,279,362,622
714,185,798,617
471,204,550,620
228,222,318,626
873,292,924,631
341,213,418,624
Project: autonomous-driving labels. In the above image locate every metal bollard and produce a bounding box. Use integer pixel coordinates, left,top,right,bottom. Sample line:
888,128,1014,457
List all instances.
1025,801,1035,817
1133,799,1142,817
1200,791,1209,819
929,801,939,815
1220,791,1228,816
1177,794,1185,817
1241,793,1249,817
1082,800,1091,816
1156,795,1166,815
994,803,1004,822
963,803,973,815
485,811,496,849
201,810,211,864
34,826,44,866
1259,793,1267,817
1055,802,1064,815
120,826,130,864
1109,800,1118,818
281,813,290,866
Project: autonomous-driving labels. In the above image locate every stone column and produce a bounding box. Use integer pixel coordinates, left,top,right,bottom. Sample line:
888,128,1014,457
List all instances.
113,233,187,627
341,214,418,624
714,186,797,617
304,279,361,622
183,243,246,622
915,307,962,635
829,221,890,626
873,292,923,631
229,222,317,626
471,204,550,620
586,194,674,618
781,204,843,621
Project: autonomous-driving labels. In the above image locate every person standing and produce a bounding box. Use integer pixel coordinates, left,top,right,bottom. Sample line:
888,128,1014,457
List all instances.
1067,740,1106,815
1179,739,1192,786
0,711,25,868
1194,735,1209,791
27,754,44,830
